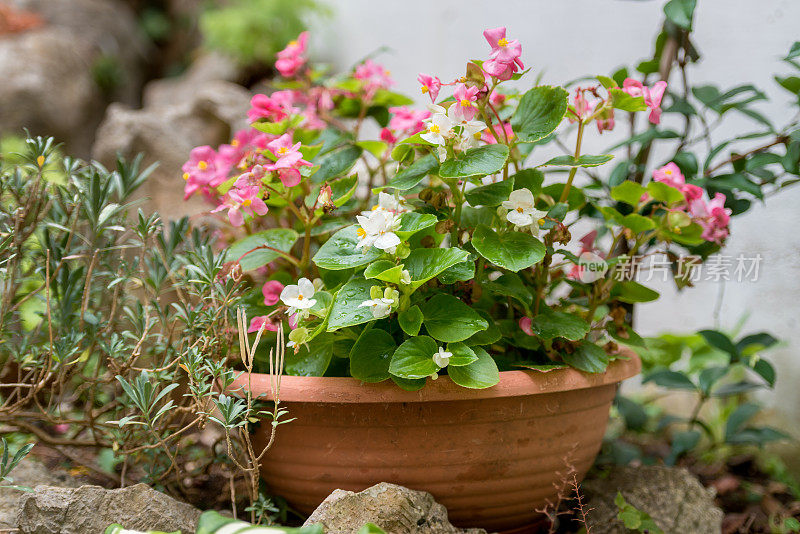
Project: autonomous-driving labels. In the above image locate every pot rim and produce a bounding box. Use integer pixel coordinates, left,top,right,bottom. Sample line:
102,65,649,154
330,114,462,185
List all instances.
230,349,641,404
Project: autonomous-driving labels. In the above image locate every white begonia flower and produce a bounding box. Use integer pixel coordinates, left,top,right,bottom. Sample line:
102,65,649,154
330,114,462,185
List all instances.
436,146,448,163
355,210,401,253
432,347,452,368
400,269,412,285
501,188,548,230
363,192,408,216
447,106,486,151
358,297,394,319
420,111,454,147
280,277,317,314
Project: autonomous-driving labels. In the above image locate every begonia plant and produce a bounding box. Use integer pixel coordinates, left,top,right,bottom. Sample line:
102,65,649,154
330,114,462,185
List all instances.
184,25,800,390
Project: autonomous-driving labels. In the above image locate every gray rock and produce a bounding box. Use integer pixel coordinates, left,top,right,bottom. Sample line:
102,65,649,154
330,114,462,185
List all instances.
303,482,486,534
144,51,244,109
582,465,723,534
0,0,149,155
0,458,81,531
92,80,251,219
16,483,201,534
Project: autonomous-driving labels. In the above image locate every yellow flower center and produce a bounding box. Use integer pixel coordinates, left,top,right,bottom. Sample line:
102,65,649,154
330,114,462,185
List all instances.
474,132,482,139
516,207,524,213
289,40,298,47
460,99,471,107
182,172,189,181
242,199,252,207
665,169,672,175
498,38,508,47
231,139,239,147
537,218,545,226
297,294,304,300
198,161,208,170
36,155,45,167
429,124,440,134
278,147,288,155
357,227,367,238
421,85,429,94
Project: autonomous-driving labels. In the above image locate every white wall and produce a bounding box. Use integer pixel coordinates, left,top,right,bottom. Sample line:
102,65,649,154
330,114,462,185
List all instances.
310,0,800,426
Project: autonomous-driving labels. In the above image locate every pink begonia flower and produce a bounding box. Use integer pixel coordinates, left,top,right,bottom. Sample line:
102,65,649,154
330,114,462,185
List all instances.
247,91,299,122
182,146,227,199
355,59,394,99
451,83,480,121
596,107,615,133
265,134,312,188
489,90,506,107
388,106,430,135
519,316,534,336
622,78,667,125
417,73,441,102
690,193,731,244
567,231,603,281
483,27,524,80
653,162,685,188
262,280,285,306
248,315,280,333
481,121,515,144
380,127,397,145
212,185,268,226
569,90,593,123
275,32,308,78
218,128,271,169
681,183,704,202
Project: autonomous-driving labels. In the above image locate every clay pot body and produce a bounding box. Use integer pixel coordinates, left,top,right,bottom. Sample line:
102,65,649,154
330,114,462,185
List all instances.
235,352,640,533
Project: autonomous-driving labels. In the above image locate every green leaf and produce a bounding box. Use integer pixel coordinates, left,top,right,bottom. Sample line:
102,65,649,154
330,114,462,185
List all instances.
597,75,618,89
327,279,377,331
511,85,569,143
621,213,656,233
643,369,696,390
646,180,685,204
463,310,501,346
609,88,648,112
389,336,439,379
698,366,729,395
364,260,403,284
437,261,475,284
786,42,800,60
385,154,438,190
356,140,388,158
484,273,534,308
421,294,489,343
285,335,334,376
404,248,470,290
699,329,740,359
398,305,424,336
512,168,545,194
667,430,701,465
611,181,647,206
391,376,426,391
471,225,545,272
446,342,479,366
226,229,299,271
611,281,659,303
312,145,363,183
562,341,609,373
448,346,500,388
395,212,438,239
312,225,382,270
753,359,776,387
464,179,514,207
307,174,358,210
531,309,590,341
350,329,396,383
775,75,800,95
663,0,696,29
540,154,614,167
439,144,510,178
357,523,387,534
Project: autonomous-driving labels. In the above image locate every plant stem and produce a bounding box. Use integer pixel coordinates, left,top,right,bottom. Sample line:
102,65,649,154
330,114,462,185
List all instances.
559,121,585,203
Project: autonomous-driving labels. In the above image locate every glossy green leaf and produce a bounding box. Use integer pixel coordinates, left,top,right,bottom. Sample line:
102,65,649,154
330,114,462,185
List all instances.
643,369,696,390
621,213,656,234
530,309,590,341
465,178,514,207
389,335,439,379
364,260,403,284
226,229,299,271
385,154,438,190
540,154,614,168
421,294,489,343
312,225,382,270
398,305,423,336
611,281,659,303
395,212,438,239
511,85,569,143
404,247,470,289
327,279,377,331
609,88,647,111
471,225,545,272
439,144,509,178
448,346,500,388
350,329,396,382
312,145,363,183
437,261,475,284
611,181,647,206
446,342,479,367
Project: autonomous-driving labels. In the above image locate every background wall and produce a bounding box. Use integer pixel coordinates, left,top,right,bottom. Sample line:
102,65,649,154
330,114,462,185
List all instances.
310,0,800,428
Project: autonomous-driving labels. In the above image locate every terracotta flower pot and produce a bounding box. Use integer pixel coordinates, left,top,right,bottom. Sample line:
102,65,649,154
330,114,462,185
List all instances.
233,351,640,533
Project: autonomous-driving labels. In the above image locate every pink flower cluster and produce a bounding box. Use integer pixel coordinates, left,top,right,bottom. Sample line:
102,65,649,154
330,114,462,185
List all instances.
182,128,271,200
275,32,308,78
483,27,524,81
248,88,333,131
355,59,394,100
653,163,732,244
621,78,667,125
381,106,431,145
